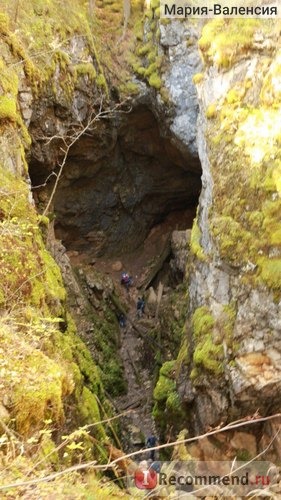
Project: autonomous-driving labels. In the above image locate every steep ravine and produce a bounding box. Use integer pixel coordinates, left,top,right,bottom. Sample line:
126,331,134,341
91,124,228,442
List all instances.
1,3,281,496
26,14,281,464
50,197,197,455
29,95,202,452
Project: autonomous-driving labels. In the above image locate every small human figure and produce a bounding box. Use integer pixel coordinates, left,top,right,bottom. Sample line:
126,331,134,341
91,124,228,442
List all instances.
121,272,133,291
150,461,161,473
137,297,145,318
136,297,142,317
146,435,157,461
118,313,126,328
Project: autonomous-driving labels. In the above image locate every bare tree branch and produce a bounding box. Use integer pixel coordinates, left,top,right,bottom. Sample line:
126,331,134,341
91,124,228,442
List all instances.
0,412,280,491
41,100,130,217
32,172,57,190
25,409,133,477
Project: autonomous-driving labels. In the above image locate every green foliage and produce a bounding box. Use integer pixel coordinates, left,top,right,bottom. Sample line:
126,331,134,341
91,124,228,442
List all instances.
0,57,19,96
151,0,159,8
130,1,166,95
211,215,252,263
153,359,184,434
260,57,281,105
204,60,281,293
0,322,64,436
0,12,9,33
0,0,111,102
159,359,176,378
257,257,281,290
137,42,151,57
199,18,263,68
190,218,207,261
119,81,139,95
166,391,182,413
222,304,237,341
158,284,188,355
206,103,217,119
96,73,107,89
152,284,190,436
160,18,170,26
0,0,143,492
192,306,215,338
190,305,237,377
148,72,162,89
175,337,189,376
0,147,111,466
77,387,106,439
193,335,224,375
39,434,60,468
75,63,97,81
80,305,126,397
193,72,204,85
153,371,175,402
0,96,18,121
190,367,199,380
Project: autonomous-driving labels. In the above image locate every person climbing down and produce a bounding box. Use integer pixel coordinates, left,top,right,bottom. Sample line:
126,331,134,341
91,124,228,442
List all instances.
146,435,157,461
121,272,133,291
118,313,126,328
137,297,145,318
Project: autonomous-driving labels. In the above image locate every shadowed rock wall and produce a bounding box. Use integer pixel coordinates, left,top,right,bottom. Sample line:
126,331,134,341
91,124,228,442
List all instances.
31,105,201,255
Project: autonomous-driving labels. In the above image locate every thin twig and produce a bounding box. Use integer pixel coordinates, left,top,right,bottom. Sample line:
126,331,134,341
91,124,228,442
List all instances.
25,409,133,476
0,412,280,491
42,100,129,217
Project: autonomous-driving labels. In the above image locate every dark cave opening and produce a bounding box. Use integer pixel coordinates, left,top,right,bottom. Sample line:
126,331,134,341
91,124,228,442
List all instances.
29,105,202,257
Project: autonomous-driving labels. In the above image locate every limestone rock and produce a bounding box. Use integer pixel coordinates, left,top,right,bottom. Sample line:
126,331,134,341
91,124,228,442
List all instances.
170,229,191,275
186,27,281,432
230,432,257,457
147,287,157,304
160,21,202,159
112,261,122,272
127,425,144,446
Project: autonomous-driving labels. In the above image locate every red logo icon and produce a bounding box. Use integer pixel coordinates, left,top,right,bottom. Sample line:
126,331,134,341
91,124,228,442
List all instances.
134,467,157,489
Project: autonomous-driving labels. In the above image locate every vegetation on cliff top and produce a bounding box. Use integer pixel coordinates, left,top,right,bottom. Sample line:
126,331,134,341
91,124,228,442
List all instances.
199,18,275,69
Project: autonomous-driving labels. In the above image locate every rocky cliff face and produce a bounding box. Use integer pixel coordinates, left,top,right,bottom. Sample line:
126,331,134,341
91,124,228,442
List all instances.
0,6,131,493
179,19,281,434
31,103,201,255
27,15,203,257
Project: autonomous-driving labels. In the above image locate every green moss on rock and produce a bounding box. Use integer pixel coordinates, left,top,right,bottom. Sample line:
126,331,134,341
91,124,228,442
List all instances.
75,63,97,81
192,306,215,338
206,103,217,119
199,18,263,69
203,61,281,295
191,306,230,376
78,387,106,439
0,96,18,121
148,72,161,89
193,335,224,375
153,359,184,434
257,257,281,290
190,218,208,261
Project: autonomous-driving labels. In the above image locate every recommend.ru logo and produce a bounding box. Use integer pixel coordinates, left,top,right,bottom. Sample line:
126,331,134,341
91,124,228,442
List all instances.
129,460,278,495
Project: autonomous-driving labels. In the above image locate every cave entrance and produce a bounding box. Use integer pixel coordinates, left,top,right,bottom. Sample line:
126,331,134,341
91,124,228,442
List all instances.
30,105,202,265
